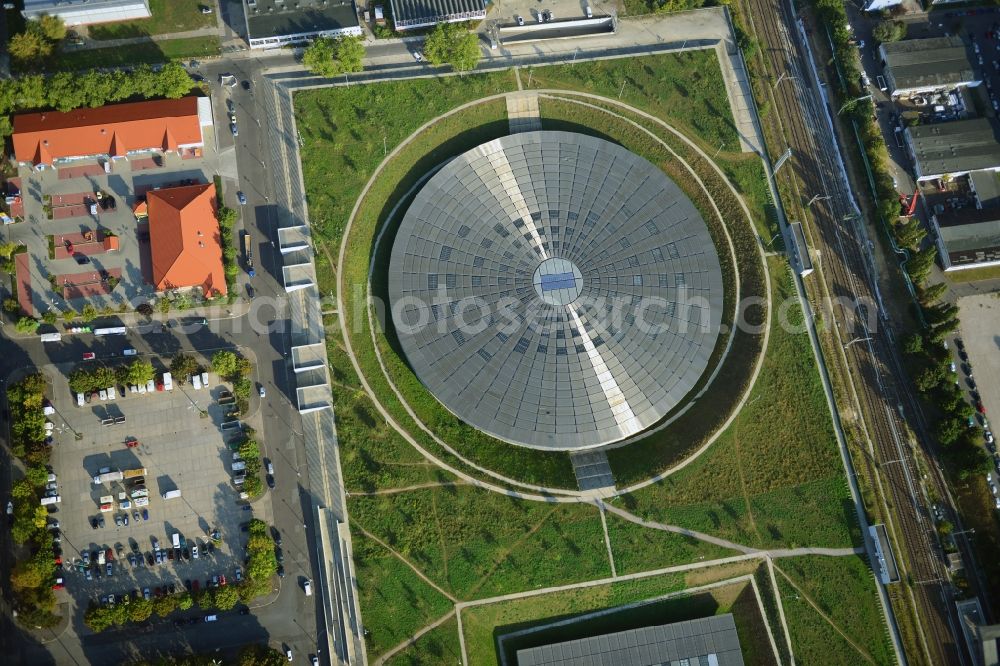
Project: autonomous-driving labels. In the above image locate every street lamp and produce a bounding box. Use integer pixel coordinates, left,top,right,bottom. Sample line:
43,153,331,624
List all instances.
838,94,873,115
844,336,872,349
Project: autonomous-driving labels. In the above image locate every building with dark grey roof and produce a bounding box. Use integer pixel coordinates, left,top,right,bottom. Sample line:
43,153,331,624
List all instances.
22,0,151,25
879,36,978,97
388,131,724,451
388,0,486,31
970,169,1000,208
905,118,1000,181
516,614,744,666
244,0,361,49
932,207,1000,270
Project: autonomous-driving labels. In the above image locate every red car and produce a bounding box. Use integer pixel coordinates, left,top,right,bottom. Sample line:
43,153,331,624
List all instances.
219,575,227,587
978,403,987,415
82,352,96,360
125,438,139,448
106,548,114,561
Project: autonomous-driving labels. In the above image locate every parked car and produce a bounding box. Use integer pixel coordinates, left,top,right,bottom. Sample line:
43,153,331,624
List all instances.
237,191,247,205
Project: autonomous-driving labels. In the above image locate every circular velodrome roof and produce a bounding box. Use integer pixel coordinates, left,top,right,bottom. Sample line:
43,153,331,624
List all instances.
388,131,724,451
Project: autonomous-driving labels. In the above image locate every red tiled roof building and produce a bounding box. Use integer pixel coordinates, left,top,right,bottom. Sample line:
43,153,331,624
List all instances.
147,184,227,297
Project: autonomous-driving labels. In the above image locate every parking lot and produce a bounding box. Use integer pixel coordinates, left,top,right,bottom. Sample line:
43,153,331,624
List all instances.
954,296,1000,475
43,360,273,616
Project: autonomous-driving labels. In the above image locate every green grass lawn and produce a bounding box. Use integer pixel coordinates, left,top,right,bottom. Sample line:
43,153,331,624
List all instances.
385,614,462,666
349,486,610,601
774,555,894,665
460,571,687,665
319,89,578,489
617,259,855,550
295,71,518,296
50,36,220,70
604,511,742,575
88,0,217,40
524,50,738,154
352,531,454,659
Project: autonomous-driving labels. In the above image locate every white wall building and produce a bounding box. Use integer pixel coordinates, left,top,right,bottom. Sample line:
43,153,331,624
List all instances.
22,0,151,26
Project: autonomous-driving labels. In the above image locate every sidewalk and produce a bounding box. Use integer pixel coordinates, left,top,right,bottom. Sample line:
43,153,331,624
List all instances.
64,26,220,52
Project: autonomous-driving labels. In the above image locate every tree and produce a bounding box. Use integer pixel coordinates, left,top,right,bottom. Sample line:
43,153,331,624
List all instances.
0,241,19,258
873,20,905,44
177,591,193,610
8,31,52,63
62,308,77,322
213,584,240,610
35,14,66,41
170,353,199,378
212,350,239,378
80,304,98,323
218,206,237,230
128,598,154,623
901,333,923,355
154,63,194,98
93,366,117,388
25,465,49,488
917,281,948,305
83,604,116,632
934,417,964,446
15,317,39,334
302,36,365,77
3,298,20,313
152,594,178,617
237,644,289,666
125,359,155,385
423,22,481,72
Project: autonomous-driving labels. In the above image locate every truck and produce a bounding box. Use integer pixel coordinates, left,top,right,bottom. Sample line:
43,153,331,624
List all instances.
243,231,255,278
133,496,150,507
40,495,61,506
92,469,124,485
122,468,146,480
172,533,181,550
162,489,181,500
130,487,148,499
99,495,114,512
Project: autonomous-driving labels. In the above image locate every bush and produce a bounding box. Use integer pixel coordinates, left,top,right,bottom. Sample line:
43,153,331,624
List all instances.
15,317,39,334
3,297,19,313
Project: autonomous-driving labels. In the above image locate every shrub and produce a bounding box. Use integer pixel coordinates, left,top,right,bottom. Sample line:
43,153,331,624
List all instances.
15,317,39,334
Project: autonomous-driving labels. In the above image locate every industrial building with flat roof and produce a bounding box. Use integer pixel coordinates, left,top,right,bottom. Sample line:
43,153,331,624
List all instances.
879,36,979,97
22,0,151,25
905,118,1000,181
11,97,207,168
516,614,745,666
932,207,1000,271
389,0,486,30
244,0,361,49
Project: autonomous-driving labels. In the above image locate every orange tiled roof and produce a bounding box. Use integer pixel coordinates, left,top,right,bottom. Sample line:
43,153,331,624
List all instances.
103,236,119,252
12,98,202,166
147,184,227,297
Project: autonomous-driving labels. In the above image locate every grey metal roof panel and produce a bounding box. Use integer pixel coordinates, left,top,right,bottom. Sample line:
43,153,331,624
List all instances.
388,131,723,451
245,0,359,40
907,118,1000,178
881,36,977,91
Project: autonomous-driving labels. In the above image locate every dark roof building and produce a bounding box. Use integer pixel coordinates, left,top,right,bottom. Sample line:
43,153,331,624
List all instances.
905,118,1000,181
516,615,745,666
22,0,150,25
388,0,486,31
388,131,724,451
244,0,361,49
932,207,1000,270
879,36,978,97
970,169,1000,208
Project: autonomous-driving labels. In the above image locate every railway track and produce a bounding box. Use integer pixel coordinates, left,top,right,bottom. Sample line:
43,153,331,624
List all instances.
737,0,964,662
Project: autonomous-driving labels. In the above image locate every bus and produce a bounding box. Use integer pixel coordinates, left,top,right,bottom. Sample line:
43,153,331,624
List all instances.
243,231,255,278
94,326,127,336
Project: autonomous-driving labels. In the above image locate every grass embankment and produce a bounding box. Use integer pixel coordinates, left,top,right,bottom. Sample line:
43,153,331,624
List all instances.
51,36,221,70
298,75,579,489
775,556,895,665
88,0,217,40
619,259,856,550
295,72,518,295
384,615,463,666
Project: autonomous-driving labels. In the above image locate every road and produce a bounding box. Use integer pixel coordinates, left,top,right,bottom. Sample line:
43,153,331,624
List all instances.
742,0,983,662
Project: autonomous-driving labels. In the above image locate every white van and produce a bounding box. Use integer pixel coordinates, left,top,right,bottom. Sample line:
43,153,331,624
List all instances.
123,348,137,356
200,371,209,388
76,392,85,407
107,386,116,400
146,379,155,393
162,489,182,500
204,614,217,622
162,372,173,391
304,579,312,596
193,374,202,390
